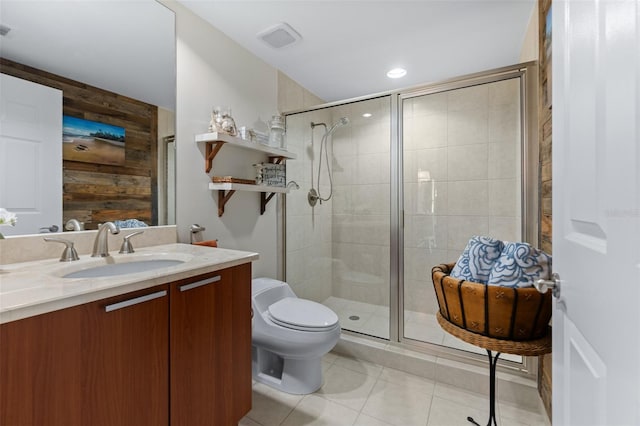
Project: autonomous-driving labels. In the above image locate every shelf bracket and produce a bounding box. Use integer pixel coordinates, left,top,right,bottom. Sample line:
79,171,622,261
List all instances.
260,192,277,215
217,189,236,217
205,141,225,173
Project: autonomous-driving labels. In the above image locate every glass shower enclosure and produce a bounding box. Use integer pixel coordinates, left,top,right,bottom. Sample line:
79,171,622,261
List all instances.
284,64,536,362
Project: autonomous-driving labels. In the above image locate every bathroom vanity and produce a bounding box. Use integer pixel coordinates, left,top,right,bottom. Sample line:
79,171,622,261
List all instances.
0,244,258,426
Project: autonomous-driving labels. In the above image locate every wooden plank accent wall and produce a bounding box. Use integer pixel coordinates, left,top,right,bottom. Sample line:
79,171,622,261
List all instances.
537,0,553,420
0,58,158,230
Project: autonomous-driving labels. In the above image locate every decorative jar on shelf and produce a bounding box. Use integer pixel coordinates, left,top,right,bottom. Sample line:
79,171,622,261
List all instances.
268,115,286,149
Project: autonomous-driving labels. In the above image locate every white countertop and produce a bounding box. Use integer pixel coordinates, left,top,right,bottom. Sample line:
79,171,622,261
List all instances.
0,243,259,324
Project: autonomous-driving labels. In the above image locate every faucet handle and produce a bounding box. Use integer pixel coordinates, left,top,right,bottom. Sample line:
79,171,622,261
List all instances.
44,237,80,262
119,230,144,254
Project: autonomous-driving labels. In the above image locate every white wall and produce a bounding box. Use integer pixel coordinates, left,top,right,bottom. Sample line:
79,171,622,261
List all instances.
167,0,280,278
519,3,539,62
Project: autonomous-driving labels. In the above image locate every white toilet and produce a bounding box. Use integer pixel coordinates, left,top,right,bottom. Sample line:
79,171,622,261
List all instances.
251,278,341,394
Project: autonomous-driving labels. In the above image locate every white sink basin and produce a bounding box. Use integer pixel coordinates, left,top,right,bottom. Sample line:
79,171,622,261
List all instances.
63,259,185,279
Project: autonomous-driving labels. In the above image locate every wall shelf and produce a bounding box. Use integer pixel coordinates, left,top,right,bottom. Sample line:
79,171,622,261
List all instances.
196,131,296,173
208,182,288,217
196,131,295,216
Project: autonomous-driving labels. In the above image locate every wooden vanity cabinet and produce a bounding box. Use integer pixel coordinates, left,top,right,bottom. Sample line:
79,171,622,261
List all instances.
0,263,252,426
170,262,252,426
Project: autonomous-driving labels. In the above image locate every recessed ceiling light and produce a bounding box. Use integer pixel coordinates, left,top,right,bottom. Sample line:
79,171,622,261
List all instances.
387,68,407,79
362,113,372,118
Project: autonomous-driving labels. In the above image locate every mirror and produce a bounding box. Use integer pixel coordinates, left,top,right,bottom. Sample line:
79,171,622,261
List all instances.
0,0,176,235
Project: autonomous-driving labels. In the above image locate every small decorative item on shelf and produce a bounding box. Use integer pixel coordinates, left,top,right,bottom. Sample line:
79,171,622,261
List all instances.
253,163,264,184
249,130,270,145
208,106,238,136
262,163,286,187
208,106,223,132
221,109,238,136
212,176,256,185
268,115,286,149
238,126,248,140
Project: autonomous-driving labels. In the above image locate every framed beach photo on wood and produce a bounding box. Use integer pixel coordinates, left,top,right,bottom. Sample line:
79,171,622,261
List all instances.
63,115,125,166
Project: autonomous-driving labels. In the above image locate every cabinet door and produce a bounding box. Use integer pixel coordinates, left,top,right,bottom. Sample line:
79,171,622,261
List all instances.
81,285,169,426
1,305,83,426
170,263,252,426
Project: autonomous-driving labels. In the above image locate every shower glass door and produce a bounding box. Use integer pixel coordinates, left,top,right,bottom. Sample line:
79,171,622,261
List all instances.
285,96,391,339
400,77,524,361
284,68,532,361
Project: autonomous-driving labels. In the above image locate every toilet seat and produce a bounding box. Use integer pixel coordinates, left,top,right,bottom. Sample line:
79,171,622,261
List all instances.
268,297,339,332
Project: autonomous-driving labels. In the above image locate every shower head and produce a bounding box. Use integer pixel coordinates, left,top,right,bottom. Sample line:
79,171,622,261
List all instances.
326,117,349,135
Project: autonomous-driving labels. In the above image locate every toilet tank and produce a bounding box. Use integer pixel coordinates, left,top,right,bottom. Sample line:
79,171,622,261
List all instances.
252,278,296,313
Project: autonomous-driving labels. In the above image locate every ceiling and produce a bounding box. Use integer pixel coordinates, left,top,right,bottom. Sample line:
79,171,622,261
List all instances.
179,0,536,103
0,0,175,111
0,1,535,108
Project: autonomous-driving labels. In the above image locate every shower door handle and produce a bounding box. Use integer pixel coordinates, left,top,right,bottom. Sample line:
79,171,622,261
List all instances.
534,273,561,298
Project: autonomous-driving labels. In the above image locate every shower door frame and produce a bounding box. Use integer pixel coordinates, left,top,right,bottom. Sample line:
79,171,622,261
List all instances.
282,61,540,377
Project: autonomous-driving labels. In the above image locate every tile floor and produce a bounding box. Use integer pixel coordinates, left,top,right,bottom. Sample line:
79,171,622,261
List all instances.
240,352,550,426
324,297,522,363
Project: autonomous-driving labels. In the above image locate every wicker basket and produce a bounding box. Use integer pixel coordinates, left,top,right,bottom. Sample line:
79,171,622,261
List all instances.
432,263,552,341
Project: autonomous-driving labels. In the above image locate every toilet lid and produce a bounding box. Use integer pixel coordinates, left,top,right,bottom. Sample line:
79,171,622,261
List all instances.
268,297,338,331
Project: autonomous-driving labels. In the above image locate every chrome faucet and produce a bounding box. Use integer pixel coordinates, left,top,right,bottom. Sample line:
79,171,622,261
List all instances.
91,222,120,257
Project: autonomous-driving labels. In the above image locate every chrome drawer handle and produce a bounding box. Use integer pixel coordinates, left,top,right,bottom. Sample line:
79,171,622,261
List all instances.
179,275,221,292
105,290,167,312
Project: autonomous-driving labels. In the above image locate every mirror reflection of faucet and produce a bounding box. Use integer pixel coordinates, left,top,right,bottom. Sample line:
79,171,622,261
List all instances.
65,219,85,231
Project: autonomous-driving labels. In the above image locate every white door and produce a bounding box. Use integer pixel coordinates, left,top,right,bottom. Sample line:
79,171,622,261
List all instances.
0,73,62,235
552,1,640,425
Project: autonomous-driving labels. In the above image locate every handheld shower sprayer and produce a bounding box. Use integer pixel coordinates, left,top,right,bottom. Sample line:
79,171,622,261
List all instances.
308,117,349,207
326,117,349,135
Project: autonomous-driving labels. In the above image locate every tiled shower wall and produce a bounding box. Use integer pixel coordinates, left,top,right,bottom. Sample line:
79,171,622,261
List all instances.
285,97,391,309
329,98,391,307
402,78,522,319
284,109,334,303
279,72,332,302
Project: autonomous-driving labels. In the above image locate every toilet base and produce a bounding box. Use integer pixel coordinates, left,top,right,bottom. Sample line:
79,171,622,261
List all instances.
252,346,322,394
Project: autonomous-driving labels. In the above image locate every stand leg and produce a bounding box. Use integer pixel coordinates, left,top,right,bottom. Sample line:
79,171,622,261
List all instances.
467,350,500,426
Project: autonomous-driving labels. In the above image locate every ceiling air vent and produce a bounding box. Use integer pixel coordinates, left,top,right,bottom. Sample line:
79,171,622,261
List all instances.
257,23,301,49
